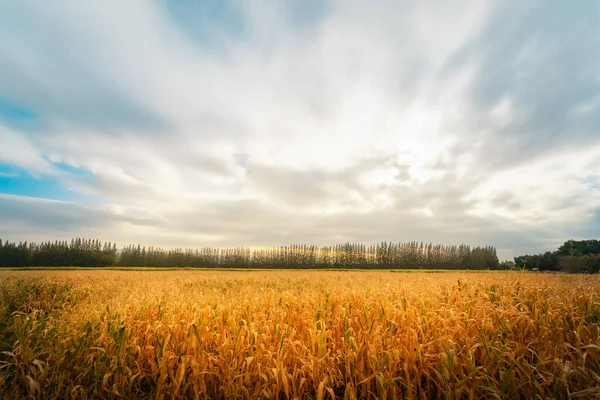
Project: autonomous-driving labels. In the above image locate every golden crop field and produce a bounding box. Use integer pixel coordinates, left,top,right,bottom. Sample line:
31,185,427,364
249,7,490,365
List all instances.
0,270,599,399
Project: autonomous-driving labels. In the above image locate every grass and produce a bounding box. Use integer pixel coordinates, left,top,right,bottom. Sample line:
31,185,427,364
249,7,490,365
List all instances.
0,270,598,399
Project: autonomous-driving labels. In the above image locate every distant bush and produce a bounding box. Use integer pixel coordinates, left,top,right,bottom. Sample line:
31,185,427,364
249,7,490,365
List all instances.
514,239,600,273
499,260,516,270
559,254,600,274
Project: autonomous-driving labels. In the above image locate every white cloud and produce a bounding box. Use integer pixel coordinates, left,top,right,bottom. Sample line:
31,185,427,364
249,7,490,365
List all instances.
0,126,56,176
0,0,599,260
468,144,600,225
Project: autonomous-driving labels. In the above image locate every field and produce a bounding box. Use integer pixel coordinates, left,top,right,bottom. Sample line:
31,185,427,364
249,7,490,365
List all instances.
0,271,599,399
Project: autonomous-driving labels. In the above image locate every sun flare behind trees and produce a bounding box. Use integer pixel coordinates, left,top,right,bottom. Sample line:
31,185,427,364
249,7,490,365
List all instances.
0,238,500,269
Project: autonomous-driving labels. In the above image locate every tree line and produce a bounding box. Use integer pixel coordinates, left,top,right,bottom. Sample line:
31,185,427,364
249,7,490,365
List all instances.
0,238,117,267
0,238,500,269
514,239,600,273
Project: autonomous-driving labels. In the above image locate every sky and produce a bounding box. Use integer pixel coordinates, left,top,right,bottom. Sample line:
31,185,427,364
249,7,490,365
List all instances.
0,0,599,261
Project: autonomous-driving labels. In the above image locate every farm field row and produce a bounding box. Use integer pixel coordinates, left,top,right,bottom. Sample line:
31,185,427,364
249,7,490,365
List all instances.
0,270,599,399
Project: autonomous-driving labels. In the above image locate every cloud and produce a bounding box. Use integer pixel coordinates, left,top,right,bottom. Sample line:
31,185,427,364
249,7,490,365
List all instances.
0,0,599,261
0,126,56,176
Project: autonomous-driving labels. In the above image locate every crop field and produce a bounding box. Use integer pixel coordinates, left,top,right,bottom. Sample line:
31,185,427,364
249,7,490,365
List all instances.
0,271,599,399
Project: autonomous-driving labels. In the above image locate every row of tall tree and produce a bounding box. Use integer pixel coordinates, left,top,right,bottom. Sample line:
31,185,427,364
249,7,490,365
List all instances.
0,238,117,267
119,242,500,269
0,238,500,269
514,239,600,273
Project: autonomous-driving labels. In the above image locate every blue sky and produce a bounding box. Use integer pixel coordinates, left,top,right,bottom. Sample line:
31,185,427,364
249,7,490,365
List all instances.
0,0,599,260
